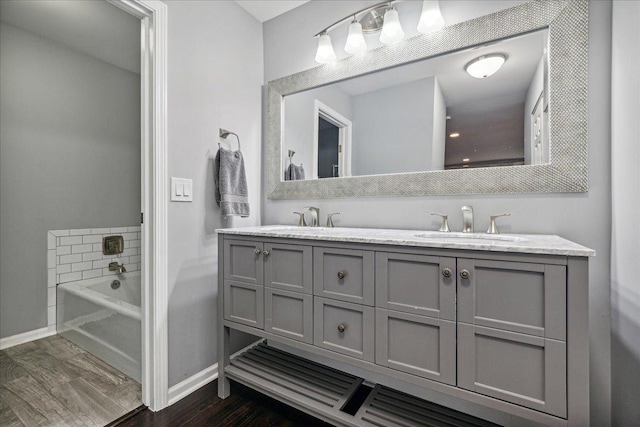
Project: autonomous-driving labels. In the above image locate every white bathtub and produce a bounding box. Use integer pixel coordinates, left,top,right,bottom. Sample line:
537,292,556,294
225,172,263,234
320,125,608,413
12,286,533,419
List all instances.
57,272,141,382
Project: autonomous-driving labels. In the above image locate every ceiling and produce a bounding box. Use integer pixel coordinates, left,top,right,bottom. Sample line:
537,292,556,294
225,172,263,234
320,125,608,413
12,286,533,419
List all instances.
0,0,140,74
235,0,310,23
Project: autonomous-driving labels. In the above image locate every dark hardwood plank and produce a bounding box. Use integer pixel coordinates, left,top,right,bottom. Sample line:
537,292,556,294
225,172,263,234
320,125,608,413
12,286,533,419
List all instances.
0,394,25,427
0,352,28,383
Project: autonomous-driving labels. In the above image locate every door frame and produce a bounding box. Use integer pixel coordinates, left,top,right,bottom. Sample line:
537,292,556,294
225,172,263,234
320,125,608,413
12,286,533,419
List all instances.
312,100,352,179
107,0,168,412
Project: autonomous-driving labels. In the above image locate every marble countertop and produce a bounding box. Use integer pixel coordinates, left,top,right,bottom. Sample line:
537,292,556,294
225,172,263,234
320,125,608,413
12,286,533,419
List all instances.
217,225,595,257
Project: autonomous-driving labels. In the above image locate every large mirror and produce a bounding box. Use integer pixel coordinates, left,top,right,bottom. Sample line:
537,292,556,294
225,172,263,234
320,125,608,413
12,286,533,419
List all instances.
266,0,588,199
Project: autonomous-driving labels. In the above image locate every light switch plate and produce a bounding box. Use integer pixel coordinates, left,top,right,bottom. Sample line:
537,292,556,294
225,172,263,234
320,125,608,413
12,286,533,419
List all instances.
171,177,193,202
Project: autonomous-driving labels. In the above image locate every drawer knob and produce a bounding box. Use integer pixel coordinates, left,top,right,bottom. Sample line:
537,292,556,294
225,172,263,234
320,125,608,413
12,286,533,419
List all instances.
337,271,346,280
460,269,471,279
337,324,346,333
262,250,271,257
442,268,452,278
254,248,261,255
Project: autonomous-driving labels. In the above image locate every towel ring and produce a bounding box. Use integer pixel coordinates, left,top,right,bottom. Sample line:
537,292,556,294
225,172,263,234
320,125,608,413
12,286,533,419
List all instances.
219,128,240,150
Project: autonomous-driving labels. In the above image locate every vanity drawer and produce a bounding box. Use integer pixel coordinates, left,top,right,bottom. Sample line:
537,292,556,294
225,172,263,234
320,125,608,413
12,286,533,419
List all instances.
376,252,455,321
223,280,264,329
264,242,312,293
314,247,375,305
458,323,566,418
457,259,566,340
376,309,456,385
265,288,313,344
224,239,264,285
313,297,374,362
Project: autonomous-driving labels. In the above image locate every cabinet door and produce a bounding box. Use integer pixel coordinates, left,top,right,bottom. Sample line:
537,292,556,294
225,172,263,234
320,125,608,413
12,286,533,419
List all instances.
223,280,264,329
375,309,456,385
224,239,264,286
313,297,374,362
458,324,566,418
457,259,566,340
314,247,375,305
265,288,313,344
264,243,312,294
376,253,455,321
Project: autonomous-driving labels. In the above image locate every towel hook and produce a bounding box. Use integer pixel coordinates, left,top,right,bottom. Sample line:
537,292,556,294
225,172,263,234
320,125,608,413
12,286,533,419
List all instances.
219,128,241,150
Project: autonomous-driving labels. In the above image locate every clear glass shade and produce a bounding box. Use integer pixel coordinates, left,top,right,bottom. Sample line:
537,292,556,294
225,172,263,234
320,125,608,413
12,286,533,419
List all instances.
345,21,367,54
315,33,337,64
465,54,507,78
417,0,445,34
379,8,404,44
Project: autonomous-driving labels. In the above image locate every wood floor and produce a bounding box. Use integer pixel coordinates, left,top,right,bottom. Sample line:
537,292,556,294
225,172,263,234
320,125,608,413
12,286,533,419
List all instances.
0,334,141,427
114,380,331,427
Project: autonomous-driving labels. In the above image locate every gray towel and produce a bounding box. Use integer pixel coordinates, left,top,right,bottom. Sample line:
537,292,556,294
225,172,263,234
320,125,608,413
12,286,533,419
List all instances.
285,163,305,181
214,147,250,218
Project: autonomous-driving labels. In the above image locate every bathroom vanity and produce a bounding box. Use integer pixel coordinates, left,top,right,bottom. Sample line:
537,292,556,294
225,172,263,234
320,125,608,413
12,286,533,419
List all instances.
217,226,594,426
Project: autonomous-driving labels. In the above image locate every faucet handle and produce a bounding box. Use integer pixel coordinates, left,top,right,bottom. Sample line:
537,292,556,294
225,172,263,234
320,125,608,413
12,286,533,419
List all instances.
430,213,451,232
293,212,307,227
326,212,340,228
487,213,510,234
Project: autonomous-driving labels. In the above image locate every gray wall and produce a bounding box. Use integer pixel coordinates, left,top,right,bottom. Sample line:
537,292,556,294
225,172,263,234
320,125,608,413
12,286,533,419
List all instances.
0,22,140,338
610,1,640,425
351,77,441,175
164,0,263,387
263,1,611,425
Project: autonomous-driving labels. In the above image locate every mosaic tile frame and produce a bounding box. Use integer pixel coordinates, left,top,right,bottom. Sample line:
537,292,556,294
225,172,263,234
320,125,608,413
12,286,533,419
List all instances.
266,0,588,199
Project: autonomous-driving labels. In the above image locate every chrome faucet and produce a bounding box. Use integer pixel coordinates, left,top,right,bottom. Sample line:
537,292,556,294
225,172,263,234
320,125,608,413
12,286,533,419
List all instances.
461,206,473,233
109,262,126,273
304,206,320,227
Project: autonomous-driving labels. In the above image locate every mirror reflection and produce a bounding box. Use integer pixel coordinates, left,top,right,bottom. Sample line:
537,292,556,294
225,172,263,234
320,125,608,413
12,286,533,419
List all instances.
283,28,549,181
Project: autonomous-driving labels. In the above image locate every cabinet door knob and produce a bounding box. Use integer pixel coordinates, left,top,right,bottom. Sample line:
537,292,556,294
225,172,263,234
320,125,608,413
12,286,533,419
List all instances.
337,271,346,280
262,250,270,257
254,248,261,255
442,268,452,278
337,324,346,333
460,269,471,279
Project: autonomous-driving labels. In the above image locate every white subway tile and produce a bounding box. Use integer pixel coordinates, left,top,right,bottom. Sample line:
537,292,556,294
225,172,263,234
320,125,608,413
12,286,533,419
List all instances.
130,240,141,248
137,232,142,239
123,241,130,249
130,255,141,264
60,254,82,264
82,252,102,262
56,274,60,283
138,247,142,255
83,235,102,244
91,228,111,234
93,259,111,269
59,271,82,283
72,244,93,254
122,248,137,257
57,264,71,274
93,243,103,251
128,226,141,232
51,230,69,237
122,232,138,241
60,236,82,246
82,269,103,280
71,261,92,272
47,250,56,268
48,268,56,286
69,228,91,236
102,268,118,276
48,306,56,326
56,246,71,256
111,227,128,233
47,233,56,250
48,288,56,306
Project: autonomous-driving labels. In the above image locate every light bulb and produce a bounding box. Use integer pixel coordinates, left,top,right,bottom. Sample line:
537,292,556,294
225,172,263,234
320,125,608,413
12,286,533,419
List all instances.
417,0,445,34
379,7,404,44
315,33,337,64
465,54,507,79
345,20,367,54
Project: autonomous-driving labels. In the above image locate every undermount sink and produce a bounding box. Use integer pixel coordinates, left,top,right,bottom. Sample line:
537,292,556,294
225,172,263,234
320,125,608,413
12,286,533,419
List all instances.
414,231,527,243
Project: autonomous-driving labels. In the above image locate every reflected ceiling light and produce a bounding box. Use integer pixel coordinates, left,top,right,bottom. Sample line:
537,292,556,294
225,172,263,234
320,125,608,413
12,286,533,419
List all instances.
449,132,460,138
379,6,404,44
344,17,367,54
462,158,470,162
417,0,445,34
465,54,507,78
315,32,337,64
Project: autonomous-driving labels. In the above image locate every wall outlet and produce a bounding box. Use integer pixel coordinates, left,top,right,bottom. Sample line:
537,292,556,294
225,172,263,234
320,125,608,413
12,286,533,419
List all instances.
171,178,193,202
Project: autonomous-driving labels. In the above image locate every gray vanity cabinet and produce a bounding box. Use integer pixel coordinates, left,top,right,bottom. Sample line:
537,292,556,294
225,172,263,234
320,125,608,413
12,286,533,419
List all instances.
314,247,375,306
265,288,313,344
264,242,312,293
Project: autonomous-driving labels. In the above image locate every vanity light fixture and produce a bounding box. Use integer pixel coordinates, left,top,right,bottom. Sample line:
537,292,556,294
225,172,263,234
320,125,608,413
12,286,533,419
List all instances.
417,0,445,34
465,54,507,79
313,0,446,64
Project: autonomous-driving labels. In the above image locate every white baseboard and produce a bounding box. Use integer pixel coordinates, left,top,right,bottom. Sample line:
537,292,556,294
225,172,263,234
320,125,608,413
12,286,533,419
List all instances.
0,325,57,350
167,339,262,407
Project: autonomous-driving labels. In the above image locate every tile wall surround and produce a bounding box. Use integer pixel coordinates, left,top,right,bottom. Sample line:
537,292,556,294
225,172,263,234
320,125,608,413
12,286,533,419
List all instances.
46,226,141,326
